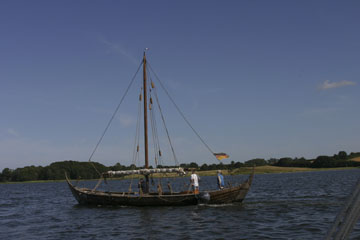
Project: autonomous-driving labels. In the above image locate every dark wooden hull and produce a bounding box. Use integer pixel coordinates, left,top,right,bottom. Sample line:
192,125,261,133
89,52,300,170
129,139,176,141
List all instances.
65,170,254,206
207,169,254,204
66,175,198,206
207,182,251,204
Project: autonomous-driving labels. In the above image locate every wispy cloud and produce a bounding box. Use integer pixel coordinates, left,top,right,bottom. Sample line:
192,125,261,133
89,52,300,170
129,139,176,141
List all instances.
98,37,138,65
7,128,19,137
202,87,224,94
118,114,136,127
301,107,337,117
320,80,356,90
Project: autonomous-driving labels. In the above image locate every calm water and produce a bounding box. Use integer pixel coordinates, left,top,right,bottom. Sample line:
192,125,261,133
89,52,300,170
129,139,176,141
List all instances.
1,169,360,240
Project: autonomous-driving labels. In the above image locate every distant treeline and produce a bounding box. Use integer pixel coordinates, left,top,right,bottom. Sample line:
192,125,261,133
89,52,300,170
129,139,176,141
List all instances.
1,151,360,182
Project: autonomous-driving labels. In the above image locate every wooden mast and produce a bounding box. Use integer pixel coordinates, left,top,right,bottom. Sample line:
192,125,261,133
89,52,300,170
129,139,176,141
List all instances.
143,51,150,192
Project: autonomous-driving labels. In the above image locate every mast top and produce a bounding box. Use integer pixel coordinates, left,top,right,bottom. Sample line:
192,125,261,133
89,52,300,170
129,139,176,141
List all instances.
144,48,149,56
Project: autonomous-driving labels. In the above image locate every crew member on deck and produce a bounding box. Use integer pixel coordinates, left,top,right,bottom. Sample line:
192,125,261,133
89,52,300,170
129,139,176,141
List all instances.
217,170,225,189
190,170,200,194
138,178,147,194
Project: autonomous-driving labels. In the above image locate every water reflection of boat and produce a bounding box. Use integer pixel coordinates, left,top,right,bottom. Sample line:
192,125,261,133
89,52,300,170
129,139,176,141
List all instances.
66,51,254,206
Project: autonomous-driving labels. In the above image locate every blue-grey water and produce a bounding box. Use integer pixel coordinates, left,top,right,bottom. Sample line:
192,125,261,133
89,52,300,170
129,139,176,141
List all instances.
1,169,360,239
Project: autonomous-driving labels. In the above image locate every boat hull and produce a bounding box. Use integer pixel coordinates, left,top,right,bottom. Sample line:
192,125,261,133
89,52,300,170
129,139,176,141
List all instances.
207,182,251,204
65,169,254,206
66,177,198,206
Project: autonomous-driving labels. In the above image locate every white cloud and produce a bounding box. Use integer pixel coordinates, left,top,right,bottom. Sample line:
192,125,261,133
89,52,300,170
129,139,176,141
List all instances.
7,128,19,137
98,37,138,65
118,114,135,127
301,107,337,117
320,80,356,90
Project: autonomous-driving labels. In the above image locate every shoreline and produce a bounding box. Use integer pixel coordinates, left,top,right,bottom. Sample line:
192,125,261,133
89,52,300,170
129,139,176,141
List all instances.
1,166,358,184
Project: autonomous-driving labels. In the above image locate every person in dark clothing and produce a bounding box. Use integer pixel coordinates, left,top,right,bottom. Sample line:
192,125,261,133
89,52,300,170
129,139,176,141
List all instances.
138,178,147,194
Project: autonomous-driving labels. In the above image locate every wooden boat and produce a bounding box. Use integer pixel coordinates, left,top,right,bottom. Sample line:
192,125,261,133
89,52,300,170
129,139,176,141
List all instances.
65,173,198,206
66,51,254,206
65,170,254,206
207,169,254,204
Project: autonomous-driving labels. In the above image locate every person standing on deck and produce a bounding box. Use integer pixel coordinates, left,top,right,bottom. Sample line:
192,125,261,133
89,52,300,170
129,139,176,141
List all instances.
217,170,225,189
190,170,200,194
138,178,147,194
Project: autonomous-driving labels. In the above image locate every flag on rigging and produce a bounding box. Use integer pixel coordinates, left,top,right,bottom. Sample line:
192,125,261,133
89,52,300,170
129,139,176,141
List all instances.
214,152,229,161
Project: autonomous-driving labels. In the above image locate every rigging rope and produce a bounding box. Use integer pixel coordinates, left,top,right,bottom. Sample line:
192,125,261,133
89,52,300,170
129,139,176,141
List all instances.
149,91,161,166
325,177,360,240
147,62,216,156
147,68,179,166
153,84,179,166
128,89,143,191
88,60,143,163
132,90,142,167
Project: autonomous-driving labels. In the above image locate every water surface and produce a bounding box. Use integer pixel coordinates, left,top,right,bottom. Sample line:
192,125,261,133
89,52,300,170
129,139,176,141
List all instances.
1,169,360,239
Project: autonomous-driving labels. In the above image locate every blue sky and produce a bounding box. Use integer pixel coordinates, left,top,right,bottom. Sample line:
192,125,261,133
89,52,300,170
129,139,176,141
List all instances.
0,1,359,169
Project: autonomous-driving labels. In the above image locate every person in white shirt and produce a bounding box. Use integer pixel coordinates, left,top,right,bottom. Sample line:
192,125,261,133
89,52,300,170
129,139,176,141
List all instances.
190,170,200,194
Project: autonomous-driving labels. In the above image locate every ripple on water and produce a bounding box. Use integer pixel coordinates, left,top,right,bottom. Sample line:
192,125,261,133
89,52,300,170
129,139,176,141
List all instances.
1,169,360,239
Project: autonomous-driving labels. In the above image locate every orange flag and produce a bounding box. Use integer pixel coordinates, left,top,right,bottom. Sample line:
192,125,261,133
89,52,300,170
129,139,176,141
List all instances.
214,153,229,161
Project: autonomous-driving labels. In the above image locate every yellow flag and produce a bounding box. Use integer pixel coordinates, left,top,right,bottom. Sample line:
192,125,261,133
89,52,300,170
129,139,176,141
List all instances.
214,153,229,161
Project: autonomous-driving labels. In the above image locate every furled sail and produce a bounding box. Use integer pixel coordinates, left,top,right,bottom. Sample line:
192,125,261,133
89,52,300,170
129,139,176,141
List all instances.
106,167,186,177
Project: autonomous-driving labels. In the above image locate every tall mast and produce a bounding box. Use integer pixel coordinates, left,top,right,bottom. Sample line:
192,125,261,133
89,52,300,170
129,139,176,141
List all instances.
143,51,150,192
143,51,149,169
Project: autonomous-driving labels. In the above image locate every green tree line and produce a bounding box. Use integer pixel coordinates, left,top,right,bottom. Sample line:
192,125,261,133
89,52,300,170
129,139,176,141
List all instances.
1,151,360,182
